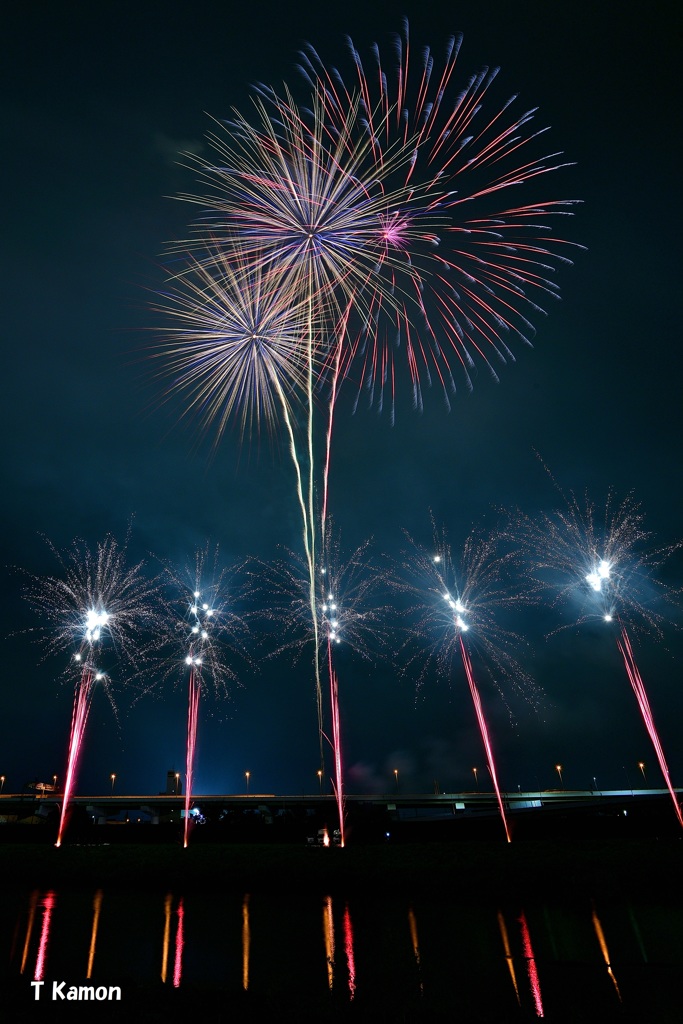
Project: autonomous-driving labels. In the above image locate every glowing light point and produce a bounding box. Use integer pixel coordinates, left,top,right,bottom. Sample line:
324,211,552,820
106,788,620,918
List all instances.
587,559,611,592
434,555,441,563
191,626,199,634
604,614,613,622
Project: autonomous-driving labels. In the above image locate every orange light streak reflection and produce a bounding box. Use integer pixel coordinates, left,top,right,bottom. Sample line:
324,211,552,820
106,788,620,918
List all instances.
161,893,172,983
408,907,424,996
323,896,335,990
20,890,39,975
497,911,521,1006
86,889,103,979
242,894,250,991
591,903,622,1001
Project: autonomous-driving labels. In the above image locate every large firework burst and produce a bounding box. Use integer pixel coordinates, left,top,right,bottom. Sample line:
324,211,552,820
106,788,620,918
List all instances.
299,21,580,413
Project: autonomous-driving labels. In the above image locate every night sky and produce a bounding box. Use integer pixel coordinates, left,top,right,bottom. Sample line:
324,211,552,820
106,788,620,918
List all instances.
2,0,681,800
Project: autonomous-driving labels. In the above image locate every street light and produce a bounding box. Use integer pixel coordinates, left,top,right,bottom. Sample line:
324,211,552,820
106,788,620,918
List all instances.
393,769,399,793
638,761,647,785
175,772,180,795
0,775,5,793
317,770,323,796
555,764,564,789
245,771,251,796
110,773,116,795
52,775,58,792
472,767,479,790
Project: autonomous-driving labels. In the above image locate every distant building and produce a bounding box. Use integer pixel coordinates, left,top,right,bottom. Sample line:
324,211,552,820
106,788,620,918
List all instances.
165,771,182,795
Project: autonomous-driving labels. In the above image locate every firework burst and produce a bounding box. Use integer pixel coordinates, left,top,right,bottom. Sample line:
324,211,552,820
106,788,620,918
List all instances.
22,532,158,845
511,488,683,827
174,85,423,320
397,521,536,842
152,242,322,446
253,530,389,663
299,20,581,414
23,533,158,667
250,529,389,844
511,489,681,635
156,544,249,846
398,523,534,696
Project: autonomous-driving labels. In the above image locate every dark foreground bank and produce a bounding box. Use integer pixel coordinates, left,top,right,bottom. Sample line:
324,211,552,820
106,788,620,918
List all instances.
1,838,681,902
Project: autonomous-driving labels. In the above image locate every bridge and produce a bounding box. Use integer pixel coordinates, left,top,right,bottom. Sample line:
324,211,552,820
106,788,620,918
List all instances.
0,786,677,826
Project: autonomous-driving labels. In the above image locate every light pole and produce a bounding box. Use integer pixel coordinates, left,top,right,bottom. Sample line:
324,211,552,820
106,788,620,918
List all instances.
0,776,5,794
175,772,180,795
638,761,647,785
245,771,251,796
472,767,479,790
52,775,58,792
555,764,564,789
394,769,399,794
110,773,116,795
317,770,323,796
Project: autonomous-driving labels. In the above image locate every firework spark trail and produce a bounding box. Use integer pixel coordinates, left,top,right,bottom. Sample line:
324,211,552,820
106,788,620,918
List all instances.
460,637,511,842
299,21,580,415
157,546,248,847
511,487,682,826
183,665,201,848
398,522,536,840
154,245,328,763
168,75,438,766
251,531,388,837
327,655,345,847
618,626,683,829
161,24,577,784
56,664,98,847
21,533,158,846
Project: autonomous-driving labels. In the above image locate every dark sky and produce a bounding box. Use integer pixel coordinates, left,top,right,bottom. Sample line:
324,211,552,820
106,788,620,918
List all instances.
2,0,682,799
